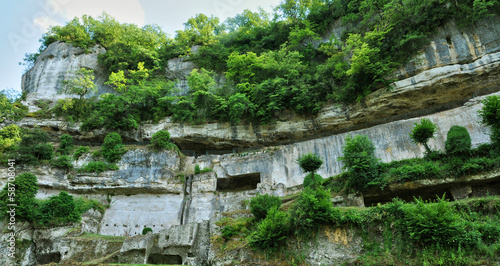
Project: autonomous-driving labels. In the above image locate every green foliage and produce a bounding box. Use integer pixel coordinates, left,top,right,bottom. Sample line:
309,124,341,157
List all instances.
37,191,80,226
142,227,153,235
250,194,282,221
445,125,472,156
248,206,288,251
0,173,38,222
58,134,74,155
289,187,340,235
78,161,119,173
479,95,500,144
296,153,323,174
387,160,442,182
53,98,94,122
302,173,323,188
82,68,175,131
194,164,213,175
150,130,171,150
16,128,54,165
0,125,21,152
73,146,90,160
0,94,28,123
403,196,473,247
339,135,379,192
52,155,73,171
101,132,126,163
410,118,437,154
61,68,97,99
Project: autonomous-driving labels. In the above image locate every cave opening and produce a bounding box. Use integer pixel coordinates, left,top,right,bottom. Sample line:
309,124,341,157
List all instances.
217,173,261,192
37,252,61,265
147,254,183,264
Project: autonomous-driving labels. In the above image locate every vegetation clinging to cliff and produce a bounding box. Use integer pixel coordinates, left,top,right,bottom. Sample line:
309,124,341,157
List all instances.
26,0,500,125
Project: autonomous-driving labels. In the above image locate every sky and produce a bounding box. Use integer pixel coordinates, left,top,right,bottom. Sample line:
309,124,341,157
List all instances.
0,0,282,93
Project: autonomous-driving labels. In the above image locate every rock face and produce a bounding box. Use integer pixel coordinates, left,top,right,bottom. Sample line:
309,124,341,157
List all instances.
21,41,113,110
8,15,500,266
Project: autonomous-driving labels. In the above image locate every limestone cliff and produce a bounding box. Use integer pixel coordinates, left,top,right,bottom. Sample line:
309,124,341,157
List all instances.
7,15,500,266
21,41,113,111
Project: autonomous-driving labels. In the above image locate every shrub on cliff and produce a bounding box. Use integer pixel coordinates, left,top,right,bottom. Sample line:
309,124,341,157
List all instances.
296,153,323,188
289,187,340,235
410,118,437,154
479,95,500,146
58,134,74,155
248,206,288,251
302,173,324,188
250,194,282,221
142,227,153,235
101,132,126,163
150,130,179,153
16,128,54,165
339,135,379,192
53,155,73,171
445,125,471,156
37,191,80,225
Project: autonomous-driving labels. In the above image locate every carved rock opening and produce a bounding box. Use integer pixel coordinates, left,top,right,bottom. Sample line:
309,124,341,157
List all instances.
147,254,183,264
217,173,261,192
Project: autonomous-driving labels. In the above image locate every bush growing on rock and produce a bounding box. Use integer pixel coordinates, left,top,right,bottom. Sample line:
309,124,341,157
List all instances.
58,134,74,155
53,155,73,171
101,132,126,163
409,118,437,154
78,161,119,173
339,135,379,192
38,191,80,225
248,206,288,251
302,173,323,188
0,125,21,152
73,146,90,160
289,187,339,235
142,227,153,235
17,128,54,165
445,125,471,156
479,95,500,146
250,194,282,221
150,130,170,149
296,153,323,188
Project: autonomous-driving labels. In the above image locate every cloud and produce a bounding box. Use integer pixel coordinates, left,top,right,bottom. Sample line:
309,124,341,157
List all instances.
33,16,61,32
48,0,145,26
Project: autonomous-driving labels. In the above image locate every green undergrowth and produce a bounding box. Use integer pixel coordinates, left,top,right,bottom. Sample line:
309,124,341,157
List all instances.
75,233,126,242
323,143,500,193
214,195,500,265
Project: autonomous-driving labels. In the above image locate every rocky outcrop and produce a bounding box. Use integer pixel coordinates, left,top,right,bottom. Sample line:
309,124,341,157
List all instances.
21,41,113,111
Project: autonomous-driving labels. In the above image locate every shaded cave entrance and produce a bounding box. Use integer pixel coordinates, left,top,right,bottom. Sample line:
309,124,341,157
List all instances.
217,173,261,192
37,252,61,265
147,254,183,264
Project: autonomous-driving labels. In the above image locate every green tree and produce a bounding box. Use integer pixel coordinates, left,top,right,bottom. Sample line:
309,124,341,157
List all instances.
58,134,74,155
339,135,379,192
445,126,471,156
17,128,54,165
38,191,80,225
250,194,282,221
0,94,28,123
409,118,437,154
175,14,222,47
101,132,126,163
61,68,97,99
479,95,500,145
0,125,21,152
296,153,323,187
